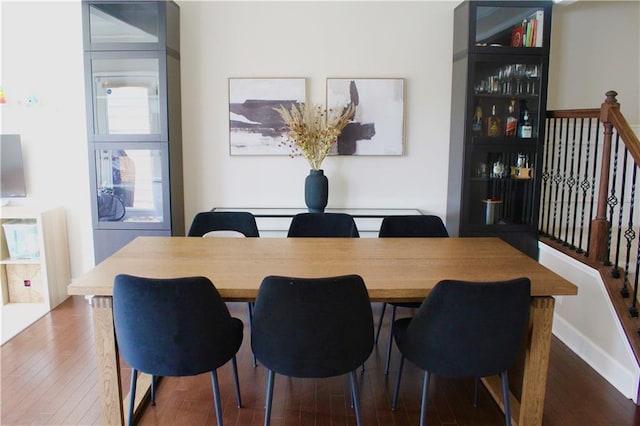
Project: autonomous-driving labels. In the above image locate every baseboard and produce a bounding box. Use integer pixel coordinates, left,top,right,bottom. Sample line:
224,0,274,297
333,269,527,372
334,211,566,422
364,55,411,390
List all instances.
552,313,639,401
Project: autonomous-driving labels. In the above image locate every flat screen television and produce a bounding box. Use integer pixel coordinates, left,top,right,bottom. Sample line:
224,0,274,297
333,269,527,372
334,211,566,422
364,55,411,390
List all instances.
1,134,27,201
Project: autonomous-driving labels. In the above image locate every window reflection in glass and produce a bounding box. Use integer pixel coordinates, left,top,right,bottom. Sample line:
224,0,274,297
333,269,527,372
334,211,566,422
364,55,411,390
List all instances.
95,149,164,223
92,58,160,135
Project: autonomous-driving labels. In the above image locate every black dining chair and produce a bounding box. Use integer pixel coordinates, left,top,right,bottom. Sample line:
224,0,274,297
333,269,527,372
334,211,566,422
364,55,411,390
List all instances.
391,278,531,426
251,274,374,426
187,211,260,238
188,210,259,366
113,274,243,426
287,212,360,237
377,215,449,375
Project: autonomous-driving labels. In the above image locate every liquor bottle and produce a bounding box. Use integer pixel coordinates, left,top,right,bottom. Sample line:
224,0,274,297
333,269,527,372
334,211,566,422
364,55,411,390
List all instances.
472,105,483,136
505,100,517,137
486,104,501,137
520,110,533,138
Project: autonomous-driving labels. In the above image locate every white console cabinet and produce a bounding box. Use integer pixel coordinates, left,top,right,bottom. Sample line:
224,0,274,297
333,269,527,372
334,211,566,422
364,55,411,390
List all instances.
213,208,423,238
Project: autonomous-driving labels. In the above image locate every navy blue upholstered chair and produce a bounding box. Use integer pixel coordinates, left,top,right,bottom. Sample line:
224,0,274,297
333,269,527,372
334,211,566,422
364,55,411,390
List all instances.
188,210,259,366
391,278,531,426
113,274,243,426
187,211,259,238
377,215,449,375
251,275,374,426
287,212,360,237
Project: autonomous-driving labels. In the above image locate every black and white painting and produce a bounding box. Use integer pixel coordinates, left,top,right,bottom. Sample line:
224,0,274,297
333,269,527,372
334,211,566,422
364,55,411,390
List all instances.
326,78,404,156
229,78,306,155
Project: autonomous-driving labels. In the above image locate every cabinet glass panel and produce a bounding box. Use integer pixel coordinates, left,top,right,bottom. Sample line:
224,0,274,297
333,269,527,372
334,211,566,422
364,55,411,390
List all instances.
91,57,160,136
470,59,542,141
89,3,159,45
94,148,165,224
475,7,545,48
468,150,536,227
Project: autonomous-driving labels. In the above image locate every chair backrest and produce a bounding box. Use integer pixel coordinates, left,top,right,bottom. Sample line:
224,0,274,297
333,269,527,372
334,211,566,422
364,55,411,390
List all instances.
379,215,449,238
251,275,374,378
188,211,259,237
113,274,243,377
398,278,530,378
287,213,360,237
202,230,246,238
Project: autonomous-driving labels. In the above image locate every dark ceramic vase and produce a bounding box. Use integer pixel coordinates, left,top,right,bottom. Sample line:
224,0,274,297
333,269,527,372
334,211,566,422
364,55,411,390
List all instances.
305,169,328,213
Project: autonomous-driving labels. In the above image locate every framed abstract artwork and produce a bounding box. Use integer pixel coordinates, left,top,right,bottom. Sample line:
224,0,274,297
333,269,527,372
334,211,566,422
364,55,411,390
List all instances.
229,78,306,155
326,78,405,156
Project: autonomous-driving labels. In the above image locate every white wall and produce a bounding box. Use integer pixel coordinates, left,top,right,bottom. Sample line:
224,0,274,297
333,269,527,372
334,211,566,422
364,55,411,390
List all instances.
540,243,640,402
0,1,93,278
179,1,456,225
1,0,638,282
548,1,640,120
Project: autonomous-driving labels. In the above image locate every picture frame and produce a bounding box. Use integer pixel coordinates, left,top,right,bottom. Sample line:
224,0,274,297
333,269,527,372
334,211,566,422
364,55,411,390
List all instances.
229,78,306,156
326,78,405,156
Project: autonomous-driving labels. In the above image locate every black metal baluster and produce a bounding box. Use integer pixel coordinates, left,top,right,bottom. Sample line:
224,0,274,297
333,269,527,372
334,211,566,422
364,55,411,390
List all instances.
612,145,629,279
540,117,553,236
563,118,577,247
585,118,601,258
605,133,621,267
577,118,591,254
557,118,570,244
570,118,584,250
550,118,564,241
622,164,637,310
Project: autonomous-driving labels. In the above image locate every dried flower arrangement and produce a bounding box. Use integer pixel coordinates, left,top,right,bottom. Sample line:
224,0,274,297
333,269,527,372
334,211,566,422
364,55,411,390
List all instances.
274,102,355,170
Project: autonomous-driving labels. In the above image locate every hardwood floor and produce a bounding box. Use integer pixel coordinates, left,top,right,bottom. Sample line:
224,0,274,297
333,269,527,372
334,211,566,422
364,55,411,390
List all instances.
2,296,639,425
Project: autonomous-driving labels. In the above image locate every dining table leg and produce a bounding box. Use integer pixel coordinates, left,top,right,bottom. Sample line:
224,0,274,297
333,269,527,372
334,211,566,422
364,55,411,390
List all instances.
482,296,555,426
91,296,125,426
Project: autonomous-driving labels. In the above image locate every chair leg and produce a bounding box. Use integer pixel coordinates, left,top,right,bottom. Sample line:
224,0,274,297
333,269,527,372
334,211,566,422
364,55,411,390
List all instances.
150,375,156,406
384,305,397,375
248,302,257,367
127,369,137,426
349,370,363,426
473,376,479,407
391,355,405,410
264,369,275,426
210,370,223,426
231,355,242,408
419,371,430,426
375,302,387,344
501,371,512,426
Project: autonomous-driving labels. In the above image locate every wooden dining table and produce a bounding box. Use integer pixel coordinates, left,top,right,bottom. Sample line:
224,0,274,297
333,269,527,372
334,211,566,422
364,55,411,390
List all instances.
67,236,577,426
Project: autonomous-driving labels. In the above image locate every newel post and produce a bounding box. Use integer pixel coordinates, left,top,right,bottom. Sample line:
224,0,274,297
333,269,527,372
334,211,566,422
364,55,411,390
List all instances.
588,91,620,263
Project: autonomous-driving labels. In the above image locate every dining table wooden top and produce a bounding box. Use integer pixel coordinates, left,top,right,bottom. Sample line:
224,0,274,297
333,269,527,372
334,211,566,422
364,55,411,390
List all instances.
68,236,577,302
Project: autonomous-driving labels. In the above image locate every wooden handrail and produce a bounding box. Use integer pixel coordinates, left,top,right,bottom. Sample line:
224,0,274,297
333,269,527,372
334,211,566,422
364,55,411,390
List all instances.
546,109,600,119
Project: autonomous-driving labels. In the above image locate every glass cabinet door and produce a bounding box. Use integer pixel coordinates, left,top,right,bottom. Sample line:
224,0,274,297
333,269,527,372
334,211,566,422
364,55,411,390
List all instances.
93,144,169,229
466,149,536,227
470,57,543,142
89,54,162,139
475,6,547,49
87,2,160,46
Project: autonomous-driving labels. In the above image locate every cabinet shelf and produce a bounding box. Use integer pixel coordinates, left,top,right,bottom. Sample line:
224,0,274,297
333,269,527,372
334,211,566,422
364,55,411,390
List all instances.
471,136,538,146
0,258,41,265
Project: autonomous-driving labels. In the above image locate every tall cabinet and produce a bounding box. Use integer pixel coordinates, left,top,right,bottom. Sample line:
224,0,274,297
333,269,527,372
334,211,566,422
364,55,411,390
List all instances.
82,1,184,264
447,1,552,259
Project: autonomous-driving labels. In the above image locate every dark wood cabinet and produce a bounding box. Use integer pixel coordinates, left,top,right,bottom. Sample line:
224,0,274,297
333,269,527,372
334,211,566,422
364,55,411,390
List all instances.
82,1,184,264
447,0,553,259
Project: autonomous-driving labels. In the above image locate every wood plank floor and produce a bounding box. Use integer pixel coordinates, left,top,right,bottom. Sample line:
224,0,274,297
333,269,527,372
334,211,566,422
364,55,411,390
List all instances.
2,296,640,425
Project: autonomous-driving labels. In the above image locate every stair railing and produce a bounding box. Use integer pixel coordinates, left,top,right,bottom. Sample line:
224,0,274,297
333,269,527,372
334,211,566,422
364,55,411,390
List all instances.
540,90,640,318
